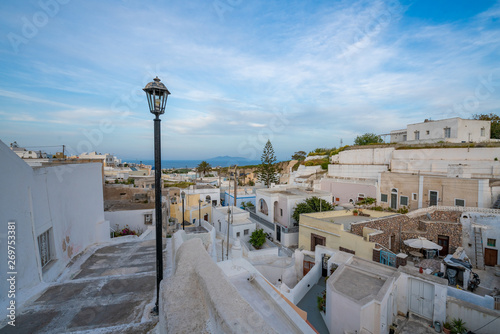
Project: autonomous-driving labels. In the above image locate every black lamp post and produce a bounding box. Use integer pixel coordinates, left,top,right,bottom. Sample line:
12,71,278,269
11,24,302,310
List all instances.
181,191,186,230
143,76,170,314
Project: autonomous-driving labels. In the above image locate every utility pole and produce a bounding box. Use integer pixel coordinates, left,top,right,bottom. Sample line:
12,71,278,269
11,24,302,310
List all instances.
226,206,231,260
218,167,221,187
233,165,238,207
198,199,201,226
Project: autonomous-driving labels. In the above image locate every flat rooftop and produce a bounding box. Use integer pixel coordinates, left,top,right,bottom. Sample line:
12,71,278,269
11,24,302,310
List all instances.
333,267,386,302
331,257,397,304
303,210,398,229
258,187,331,198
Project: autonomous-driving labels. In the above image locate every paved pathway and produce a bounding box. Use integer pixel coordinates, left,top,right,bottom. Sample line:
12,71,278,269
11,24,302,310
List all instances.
0,239,166,334
297,276,329,334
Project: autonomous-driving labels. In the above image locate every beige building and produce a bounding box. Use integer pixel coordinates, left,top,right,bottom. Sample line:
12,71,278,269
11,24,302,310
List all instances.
298,210,395,261
379,172,496,210
169,193,212,225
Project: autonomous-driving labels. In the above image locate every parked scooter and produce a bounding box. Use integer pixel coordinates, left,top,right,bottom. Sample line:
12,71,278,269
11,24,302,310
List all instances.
468,272,480,292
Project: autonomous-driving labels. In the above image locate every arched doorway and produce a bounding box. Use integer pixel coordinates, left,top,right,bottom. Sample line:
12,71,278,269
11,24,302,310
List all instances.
259,198,268,215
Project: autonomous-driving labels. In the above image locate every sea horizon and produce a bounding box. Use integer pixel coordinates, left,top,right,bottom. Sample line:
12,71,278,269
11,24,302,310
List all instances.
131,158,263,169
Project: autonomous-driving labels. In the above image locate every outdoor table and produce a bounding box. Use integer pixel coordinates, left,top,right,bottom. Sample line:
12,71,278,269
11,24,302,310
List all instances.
409,251,423,263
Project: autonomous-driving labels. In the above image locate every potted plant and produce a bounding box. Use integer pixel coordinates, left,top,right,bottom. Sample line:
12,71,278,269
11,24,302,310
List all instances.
443,321,451,334
451,318,467,334
316,290,326,313
353,209,359,216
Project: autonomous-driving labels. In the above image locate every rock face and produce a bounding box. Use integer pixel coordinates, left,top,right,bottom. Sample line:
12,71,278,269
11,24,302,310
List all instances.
159,238,277,334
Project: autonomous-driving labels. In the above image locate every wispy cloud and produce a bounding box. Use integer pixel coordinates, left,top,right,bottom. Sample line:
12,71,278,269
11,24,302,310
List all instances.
0,0,498,159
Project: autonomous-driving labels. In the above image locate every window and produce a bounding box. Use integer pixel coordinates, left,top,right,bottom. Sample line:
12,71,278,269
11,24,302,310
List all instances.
381,194,388,203
481,127,485,137
218,221,221,232
403,134,407,141
455,199,465,207
412,193,418,201
280,208,283,217
414,131,420,140
244,229,249,236
144,213,153,225
444,127,451,138
487,239,496,247
236,232,240,238
400,196,408,206
38,229,53,268
426,130,430,135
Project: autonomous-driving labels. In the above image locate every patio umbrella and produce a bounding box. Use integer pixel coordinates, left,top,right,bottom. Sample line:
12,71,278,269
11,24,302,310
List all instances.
404,237,442,250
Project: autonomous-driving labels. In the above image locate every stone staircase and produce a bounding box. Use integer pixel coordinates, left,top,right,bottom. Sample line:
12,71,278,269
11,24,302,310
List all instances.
493,195,500,209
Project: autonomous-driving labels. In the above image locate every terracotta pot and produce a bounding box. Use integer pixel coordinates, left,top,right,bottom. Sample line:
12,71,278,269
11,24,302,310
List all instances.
443,327,451,334
353,212,358,216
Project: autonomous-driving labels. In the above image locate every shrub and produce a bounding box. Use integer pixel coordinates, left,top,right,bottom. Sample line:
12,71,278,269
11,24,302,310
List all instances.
249,228,266,249
357,197,376,205
113,224,138,237
397,207,409,214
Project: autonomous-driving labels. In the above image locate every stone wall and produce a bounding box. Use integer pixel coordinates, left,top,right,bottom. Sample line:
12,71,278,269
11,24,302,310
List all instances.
351,211,462,254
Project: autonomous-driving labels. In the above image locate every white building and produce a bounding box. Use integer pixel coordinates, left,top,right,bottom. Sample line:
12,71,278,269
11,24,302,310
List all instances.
0,140,109,312
78,151,115,167
175,186,221,207
324,146,500,209
212,206,256,241
255,186,332,247
319,248,447,334
390,117,491,144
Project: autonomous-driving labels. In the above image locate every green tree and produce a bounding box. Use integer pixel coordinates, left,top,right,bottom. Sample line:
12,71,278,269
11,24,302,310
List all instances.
354,133,384,146
256,140,279,187
292,197,334,223
472,113,500,139
249,228,266,249
196,161,212,176
292,151,307,161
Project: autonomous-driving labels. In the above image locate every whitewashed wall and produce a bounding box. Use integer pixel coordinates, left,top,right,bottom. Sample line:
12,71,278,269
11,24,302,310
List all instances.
328,164,388,180
460,212,500,266
331,147,395,165
0,141,108,312
104,209,154,234
446,297,498,334
0,142,41,313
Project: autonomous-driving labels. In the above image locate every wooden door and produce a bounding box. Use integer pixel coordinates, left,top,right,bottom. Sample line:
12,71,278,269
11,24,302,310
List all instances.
391,193,397,210
390,235,396,252
303,260,314,276
311,233,326,251
485,248,498,266
438,235,449,256
429,191,438,206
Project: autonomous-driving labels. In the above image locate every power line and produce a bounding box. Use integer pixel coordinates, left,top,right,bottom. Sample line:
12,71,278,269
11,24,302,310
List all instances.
472,314,500,332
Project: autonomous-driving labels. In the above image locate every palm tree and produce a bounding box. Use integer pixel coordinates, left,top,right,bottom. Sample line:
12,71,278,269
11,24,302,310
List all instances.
196,161,212,177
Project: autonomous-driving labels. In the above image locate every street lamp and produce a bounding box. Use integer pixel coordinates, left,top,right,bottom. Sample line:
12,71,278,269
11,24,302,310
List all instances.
181,191,186,230
143,76,170,314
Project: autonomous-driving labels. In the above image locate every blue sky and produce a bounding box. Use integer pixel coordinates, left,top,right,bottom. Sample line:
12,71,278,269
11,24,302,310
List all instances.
0,0,499,161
